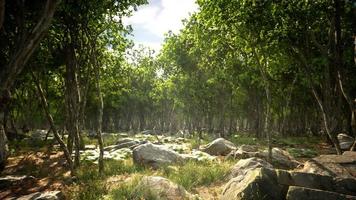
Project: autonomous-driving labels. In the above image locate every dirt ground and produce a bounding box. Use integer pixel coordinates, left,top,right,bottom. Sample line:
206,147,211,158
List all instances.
0,151,71,199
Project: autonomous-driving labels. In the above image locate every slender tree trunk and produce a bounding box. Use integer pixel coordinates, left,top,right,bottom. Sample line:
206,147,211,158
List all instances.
312,89,342,154
0,0,4,30
95,63,104,175
65,45,81,168
32,72,74,175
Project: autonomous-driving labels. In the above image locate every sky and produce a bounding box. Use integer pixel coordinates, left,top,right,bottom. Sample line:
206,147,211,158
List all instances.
123,0,199,54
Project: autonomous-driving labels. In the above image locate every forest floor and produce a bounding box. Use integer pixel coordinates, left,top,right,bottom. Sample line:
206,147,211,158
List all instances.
1,132,335,200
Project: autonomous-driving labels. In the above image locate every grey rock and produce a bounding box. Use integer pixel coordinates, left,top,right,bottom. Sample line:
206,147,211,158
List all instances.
299,154,356,179
338,133,355,150
0,175,35,189
135,176,198,200
227,157,273,180
286,186,356,200
104,140,139,151
202,138,236,156
221,167,286,200
133,143,184,168
259,147,300,169
14,191,64,200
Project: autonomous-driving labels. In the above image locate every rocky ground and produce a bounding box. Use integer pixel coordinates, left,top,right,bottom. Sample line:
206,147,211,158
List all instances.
1,131,355,199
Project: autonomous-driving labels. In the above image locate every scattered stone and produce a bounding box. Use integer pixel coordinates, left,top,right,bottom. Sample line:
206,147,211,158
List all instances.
239,144,258,152
116,138,137,145
104,140,140,151
135,176,198,200
14,191,64,200
286,186,356,200
84,145,96,150
133,143,184,168
31,129,47,140
0,175,35,189
181,150,216,162
226,157,273,180
338,133,355,150
202,138,236,156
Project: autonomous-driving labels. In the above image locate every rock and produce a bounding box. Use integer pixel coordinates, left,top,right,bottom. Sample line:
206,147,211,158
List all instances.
227,147,299,169
139,130,153,135
116,138,137,145
135,176,197,200
239,144,258,152
260,147,300,169
299,154,356,179
277,170,356,196
338,133,355,150
227,157,273,180
0,128,8,171
133,143,184,168
221,167,285,200
181,150,216,162
0,175,35,189
14,191,64,200
222,166,356,200
276,171,335,192
31,129,47,140
84,145,96,150
286,186,356,200
202,138,236,156
104,140,139,151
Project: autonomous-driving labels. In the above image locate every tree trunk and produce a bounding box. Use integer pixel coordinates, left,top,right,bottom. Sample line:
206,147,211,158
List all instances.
65,45,81,168
0,0,4,30
95,61,104,175
32,72,74,175
312,89,342,154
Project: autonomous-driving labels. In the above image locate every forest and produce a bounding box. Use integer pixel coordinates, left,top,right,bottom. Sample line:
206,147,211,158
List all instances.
0,0,356,199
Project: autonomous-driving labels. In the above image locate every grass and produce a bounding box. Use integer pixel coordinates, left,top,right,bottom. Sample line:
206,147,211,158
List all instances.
105,176,157,200
163,160,233,191
286,147,318,158
66,158,234,200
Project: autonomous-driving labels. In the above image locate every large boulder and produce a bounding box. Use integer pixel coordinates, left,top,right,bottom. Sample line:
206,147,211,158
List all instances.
286,186,356,200
133,143,184,168
337,133,355,150
299,153,356,179
221,165,356,199
260,147,300,169
14,191,64,200
227,147,300,169
135,176,198,200
0,128,8,171
226,157,273,180
201,138,236,156
221,167,285,200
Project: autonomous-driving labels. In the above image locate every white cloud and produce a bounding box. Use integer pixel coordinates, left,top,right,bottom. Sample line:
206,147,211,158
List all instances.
123,0,199,54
